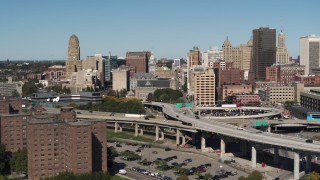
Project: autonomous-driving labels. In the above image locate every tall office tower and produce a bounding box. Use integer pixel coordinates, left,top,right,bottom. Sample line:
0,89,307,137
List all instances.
194,68,215,106
223,37,252,71
276,29,290,64
65,34,82,80
187,46,201,68
112,67,130,91
300,35,320,74
203,46,223,67
148,52,157,74
173,58,183,68
103,52,118,83
82,54,105,87
126,51,151,77
250,27,276,82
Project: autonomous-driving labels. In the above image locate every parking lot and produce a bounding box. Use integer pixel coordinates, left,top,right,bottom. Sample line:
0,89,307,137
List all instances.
109,141,248,180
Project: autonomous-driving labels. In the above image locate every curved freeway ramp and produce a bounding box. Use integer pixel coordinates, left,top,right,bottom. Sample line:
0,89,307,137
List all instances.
145,102,320,155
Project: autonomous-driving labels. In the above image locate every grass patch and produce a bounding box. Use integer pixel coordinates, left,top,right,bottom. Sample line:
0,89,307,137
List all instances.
108,131,155,143
111,175,128,180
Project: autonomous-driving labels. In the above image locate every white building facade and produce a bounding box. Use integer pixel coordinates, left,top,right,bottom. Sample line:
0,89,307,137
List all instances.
300,35,320,74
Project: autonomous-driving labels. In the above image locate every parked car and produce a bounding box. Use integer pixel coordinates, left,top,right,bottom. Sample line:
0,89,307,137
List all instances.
163,176,173,180
183,159,192,163
165,147,171,151
118,169,126,175
152,151,158,154
116,144,122,147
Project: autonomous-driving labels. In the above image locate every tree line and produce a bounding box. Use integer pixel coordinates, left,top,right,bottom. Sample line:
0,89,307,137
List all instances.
146,88,183,103
76,96,145,114
0,144,27,176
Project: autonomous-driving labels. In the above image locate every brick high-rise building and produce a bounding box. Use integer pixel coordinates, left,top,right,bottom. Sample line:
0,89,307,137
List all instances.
187,47,201,68
0,97,107,180
126,51,151,77
266,64,305,85
27,107,107,180
65,34,82,80
250,27,276,82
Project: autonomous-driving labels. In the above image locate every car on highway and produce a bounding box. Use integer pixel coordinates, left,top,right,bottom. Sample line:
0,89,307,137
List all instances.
165,147,171,151
306,139,313,143
195,115,200,119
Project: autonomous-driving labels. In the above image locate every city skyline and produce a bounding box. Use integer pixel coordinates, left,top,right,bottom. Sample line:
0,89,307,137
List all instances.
1,0,320,60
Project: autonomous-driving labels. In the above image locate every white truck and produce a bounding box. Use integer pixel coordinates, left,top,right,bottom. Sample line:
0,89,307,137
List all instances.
124,114,145,118
221,104,237,108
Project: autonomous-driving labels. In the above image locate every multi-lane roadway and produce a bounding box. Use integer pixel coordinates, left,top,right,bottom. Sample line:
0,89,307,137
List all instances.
148,102,320,154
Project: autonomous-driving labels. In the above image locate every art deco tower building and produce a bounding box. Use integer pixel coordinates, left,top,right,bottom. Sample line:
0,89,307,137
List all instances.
276,29,289,64
66,34,82,80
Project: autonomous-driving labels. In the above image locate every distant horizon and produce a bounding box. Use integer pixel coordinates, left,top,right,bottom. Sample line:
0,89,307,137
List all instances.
1,1,319,60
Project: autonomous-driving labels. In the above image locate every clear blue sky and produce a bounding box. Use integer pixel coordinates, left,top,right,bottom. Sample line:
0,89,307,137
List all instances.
1,0,320,60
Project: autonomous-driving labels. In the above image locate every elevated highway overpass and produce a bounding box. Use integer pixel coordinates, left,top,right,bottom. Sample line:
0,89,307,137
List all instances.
144,102,320,179
46,104,320,179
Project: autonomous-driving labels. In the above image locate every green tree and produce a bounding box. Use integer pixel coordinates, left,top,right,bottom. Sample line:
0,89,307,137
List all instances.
203,173,213,180
10,148,27,174
176,174,189,180
182,82,187,92
107,90,117,97
146,93,155,102
0,144,10,175
247,170,263,180
238,176,246,180
37,83,44,89
107,146,118,161
62,86,71,94
284,100,297,110
22,82,37,97
11,90,20,97
306,171,320,180
0,175,8,180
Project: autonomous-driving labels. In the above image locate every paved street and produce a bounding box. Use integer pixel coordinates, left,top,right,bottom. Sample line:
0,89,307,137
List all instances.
109,141,248,180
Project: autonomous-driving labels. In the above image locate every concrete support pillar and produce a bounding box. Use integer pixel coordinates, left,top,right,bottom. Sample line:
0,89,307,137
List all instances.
159,128,164,141
251,145,257,168
201,133,206,151
274,148,279,164
294,152,300,180
135,123,138,136
139,127,143,135
181,132,186,145
176,129,180,145
155,126,159,141
115,122,118,133
306,154,312,172
267,126,271,133
220,138,225,158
